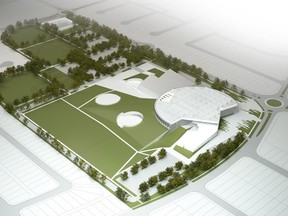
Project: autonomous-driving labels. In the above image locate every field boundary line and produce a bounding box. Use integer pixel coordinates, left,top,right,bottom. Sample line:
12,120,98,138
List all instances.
22,112,135,197
21,38,58,50
112,152,138,179
61,98,138,153
24,97,62,114
78,90,114,109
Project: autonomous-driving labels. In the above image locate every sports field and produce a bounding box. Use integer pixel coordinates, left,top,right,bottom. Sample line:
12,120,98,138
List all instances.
78,90,167,148
26,99,135,177
26,84,167,177
24,39,78,65
0,71,49,104
42,67,74,90
10,26,54,47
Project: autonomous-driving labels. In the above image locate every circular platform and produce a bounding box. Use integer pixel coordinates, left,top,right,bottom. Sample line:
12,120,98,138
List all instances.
117,111,143,128
95,93,120,106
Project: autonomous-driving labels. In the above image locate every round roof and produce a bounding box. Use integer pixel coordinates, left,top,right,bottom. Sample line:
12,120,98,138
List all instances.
155,87,237,126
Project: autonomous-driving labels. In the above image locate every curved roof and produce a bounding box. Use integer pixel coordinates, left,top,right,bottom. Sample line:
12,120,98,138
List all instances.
155,87,237,126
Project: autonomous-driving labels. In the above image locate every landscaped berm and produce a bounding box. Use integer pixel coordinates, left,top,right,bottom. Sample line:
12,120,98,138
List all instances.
26,84,167,178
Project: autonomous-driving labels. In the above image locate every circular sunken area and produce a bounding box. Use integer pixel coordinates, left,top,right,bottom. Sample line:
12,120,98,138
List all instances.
265,98,283,108
125,78,142,88
155,87,238,128
117,111,143,128
95,93,120,106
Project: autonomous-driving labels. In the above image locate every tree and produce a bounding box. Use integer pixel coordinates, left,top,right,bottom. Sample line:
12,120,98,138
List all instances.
6,25,15,34
195,76,201,85
130,163,139,175
100,174,106,184
157,148,167,160
21,95,29,103
203,72,209,80
115,187,128,202
166,167,174,176
240,89,245,97
140,192,150,202
147,175,158,187
5,103,14,114
148,155,156,164
174,161,183,171
140,158,149,169
158,171,168,181
23,117,28,125
121,171,128,181
231,84,237,92
16,21,22,28
13,98,20,106
139,182,149,193
157,184,166,194
211,77,222,91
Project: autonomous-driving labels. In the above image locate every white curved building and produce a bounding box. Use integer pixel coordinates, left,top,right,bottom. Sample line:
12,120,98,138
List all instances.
155,87,238,152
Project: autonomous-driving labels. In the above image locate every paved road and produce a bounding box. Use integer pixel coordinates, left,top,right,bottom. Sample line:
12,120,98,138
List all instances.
0,127,72,216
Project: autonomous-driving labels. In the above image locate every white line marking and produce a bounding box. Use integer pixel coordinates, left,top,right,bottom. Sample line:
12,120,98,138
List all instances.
61,98,138,153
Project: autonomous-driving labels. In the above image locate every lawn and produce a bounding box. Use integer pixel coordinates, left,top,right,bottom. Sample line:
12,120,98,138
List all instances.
42,67,75,90
120,153,148,172
174,145,194,158
26,100,136,177
266,99,283,107
24,39,78,65
124,73,149,80
10,26,54,47
0,71,49,104
142,127,187,151
79,88,167,148
148,68,165,78
64,84,110,107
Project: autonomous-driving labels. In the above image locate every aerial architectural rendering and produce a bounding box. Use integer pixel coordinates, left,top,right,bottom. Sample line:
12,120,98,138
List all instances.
0,0,288,216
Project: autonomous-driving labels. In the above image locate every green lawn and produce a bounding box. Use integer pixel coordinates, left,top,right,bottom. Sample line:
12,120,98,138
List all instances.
148,68,165,78
80,88,167,148
124,73,149,80
10,26,54,47
142,127,187,151
26,100,135,177
120,153,148,172
173,145,194,158
266,99,283,107
64,84,110,107
42,67,75,90
0,71,49,104
24,39,78,64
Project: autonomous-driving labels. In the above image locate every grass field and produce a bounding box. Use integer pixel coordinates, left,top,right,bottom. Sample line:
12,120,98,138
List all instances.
42,67,74,90
10,26,54,47
148,68,165,78
120,153,148,172
0,71,49,104
124,73,148,80
24,39,78,64
26,84,169,177
80,89,167,148
142,127,187,151
266,98,283,107
174,145,194,158
64,84,110,107
26,100,135,177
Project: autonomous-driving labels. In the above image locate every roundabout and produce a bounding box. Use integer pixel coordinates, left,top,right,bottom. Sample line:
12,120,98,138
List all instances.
265,98,284,108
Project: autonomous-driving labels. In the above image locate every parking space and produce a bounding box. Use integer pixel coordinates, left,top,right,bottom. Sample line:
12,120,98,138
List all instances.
206,157,288,216
150,192,232,216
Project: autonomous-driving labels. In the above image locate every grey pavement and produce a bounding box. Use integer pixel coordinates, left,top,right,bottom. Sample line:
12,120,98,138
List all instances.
0,127,72,216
